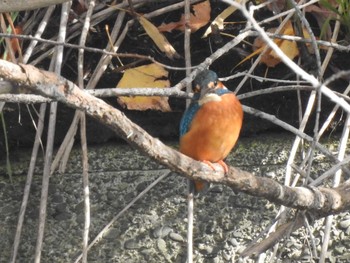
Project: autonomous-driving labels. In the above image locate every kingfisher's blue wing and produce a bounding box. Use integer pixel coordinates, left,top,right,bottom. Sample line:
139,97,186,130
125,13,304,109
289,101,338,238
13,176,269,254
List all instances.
179,94,200,137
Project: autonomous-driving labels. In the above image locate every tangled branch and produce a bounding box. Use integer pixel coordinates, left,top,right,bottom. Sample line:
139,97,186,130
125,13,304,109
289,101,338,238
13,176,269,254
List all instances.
1,59,349,218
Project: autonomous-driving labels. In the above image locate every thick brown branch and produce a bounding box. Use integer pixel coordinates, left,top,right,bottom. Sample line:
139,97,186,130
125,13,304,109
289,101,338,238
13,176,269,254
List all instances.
0,59,349,217
0,0,69,12
225,167,348,216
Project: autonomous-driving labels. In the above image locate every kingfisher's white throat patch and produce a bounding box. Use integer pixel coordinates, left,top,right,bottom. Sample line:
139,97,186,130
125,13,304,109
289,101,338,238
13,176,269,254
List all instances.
198,93,222,106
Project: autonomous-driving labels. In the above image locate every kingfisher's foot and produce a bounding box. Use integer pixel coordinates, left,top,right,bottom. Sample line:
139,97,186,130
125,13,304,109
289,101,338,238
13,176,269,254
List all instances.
202,160,217,171
202,160,229,174
217,160,229,173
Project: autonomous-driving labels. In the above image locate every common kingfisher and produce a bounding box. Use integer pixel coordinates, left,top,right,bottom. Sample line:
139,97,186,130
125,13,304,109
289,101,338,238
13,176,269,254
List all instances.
179,70,243,192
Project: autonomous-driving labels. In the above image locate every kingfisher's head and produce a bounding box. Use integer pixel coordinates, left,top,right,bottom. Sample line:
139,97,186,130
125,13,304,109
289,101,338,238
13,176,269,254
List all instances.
193,70,228,106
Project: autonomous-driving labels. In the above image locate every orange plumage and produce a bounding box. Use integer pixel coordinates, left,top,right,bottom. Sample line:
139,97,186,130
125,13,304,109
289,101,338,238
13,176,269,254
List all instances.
179,70,243,192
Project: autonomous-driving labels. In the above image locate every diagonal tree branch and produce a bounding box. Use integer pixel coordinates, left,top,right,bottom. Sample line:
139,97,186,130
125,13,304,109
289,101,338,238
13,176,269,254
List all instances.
0,58,350,217
0,0,69,12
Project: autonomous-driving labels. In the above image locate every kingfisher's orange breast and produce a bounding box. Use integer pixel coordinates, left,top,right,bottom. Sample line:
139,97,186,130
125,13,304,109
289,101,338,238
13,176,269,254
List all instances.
179,93,243,162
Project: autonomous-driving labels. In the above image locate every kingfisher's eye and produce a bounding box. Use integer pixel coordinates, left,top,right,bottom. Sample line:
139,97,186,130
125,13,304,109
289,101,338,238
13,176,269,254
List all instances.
213,81,218,86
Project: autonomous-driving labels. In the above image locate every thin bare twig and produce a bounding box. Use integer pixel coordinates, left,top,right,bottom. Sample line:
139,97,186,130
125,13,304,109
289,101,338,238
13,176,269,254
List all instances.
80,113,90,263
320,114,350,263
34,2,71,262
10,103,46,263
183,0,194,262
10,6,55,262
77,1,95,262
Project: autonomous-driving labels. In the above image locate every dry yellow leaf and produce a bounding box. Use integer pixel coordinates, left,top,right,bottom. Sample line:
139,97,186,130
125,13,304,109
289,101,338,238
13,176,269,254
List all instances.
138,15,179,59
252,21,311,67
117,63,171,112
202,0,246,38
189,0,211,32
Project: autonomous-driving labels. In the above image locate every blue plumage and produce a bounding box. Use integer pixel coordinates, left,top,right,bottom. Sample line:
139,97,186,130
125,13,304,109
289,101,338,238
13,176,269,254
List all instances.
180,93,200,137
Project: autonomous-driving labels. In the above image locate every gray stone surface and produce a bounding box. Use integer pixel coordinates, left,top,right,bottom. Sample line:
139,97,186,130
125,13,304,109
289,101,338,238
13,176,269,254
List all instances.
0,133,348,262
